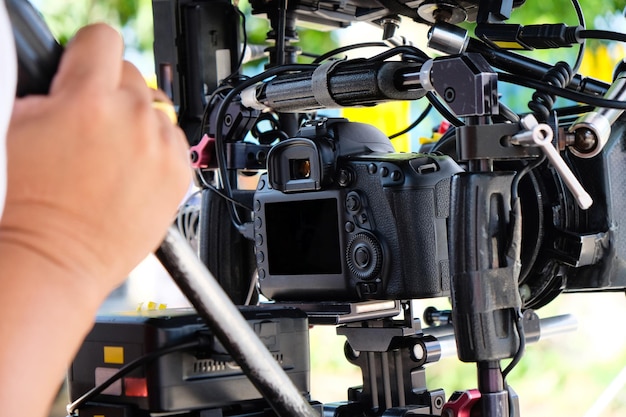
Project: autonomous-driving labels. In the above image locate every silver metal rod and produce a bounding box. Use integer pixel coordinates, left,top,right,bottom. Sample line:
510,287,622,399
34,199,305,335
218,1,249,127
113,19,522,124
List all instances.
538,314,578,339
382,351,392,409
394,350,406,407
368,351,379,409
156,226,317,417
424,314,578,360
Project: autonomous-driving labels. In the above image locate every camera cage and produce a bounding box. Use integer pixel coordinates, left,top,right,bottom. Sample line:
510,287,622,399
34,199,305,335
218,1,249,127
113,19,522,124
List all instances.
148,0,626,416
9,0,620,415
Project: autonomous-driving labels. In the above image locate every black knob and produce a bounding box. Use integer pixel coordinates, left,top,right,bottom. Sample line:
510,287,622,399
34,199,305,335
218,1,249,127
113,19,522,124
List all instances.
346,233,382,280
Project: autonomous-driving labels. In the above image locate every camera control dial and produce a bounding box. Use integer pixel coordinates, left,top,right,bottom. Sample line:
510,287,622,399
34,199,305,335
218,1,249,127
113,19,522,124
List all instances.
346,233,382,281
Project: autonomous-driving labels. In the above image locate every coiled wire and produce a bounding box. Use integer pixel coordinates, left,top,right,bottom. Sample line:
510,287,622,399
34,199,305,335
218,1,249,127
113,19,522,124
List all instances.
528,61,574,121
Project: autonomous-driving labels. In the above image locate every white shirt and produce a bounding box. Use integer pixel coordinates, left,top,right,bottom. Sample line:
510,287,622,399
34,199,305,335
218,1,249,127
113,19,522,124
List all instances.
0,1,17,220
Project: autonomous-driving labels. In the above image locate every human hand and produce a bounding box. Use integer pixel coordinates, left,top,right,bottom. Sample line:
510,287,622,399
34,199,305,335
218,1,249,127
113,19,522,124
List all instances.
1,23,191,298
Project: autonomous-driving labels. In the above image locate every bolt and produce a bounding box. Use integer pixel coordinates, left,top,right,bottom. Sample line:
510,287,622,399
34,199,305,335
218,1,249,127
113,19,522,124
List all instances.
412,343,425,362
434,396,444,409
444,87,456,103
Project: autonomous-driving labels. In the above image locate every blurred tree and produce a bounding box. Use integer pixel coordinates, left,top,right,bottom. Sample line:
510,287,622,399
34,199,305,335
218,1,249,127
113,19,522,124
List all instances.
509,0,623,26
37,0,153,48
36,0,338,68
35,0,623,75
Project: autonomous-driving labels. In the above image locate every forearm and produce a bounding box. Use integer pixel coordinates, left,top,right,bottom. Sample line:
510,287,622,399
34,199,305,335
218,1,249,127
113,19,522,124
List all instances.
0,238,110,417
0,22,190,417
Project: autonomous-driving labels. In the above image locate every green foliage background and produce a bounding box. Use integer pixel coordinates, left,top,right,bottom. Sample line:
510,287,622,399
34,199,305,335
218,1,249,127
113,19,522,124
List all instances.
36,0,338,70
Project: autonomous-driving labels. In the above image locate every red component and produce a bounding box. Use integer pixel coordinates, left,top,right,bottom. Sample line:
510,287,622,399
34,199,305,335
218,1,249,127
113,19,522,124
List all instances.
124,376,148,397
189,134,216,169
441,389,481,417
437,120,452,135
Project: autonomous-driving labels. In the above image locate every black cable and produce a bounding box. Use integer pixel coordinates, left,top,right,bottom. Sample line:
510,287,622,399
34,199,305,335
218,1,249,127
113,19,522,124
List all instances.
196,170,253,211
430,126,458,157
579,29,626,43
199,85,235,144
556,104,594,117
468,37,610,96
388,102,433,139
299,51,321,60
498,102,521,123
528,61,573,121
66,339,204,416
426,92,465,127
570,0,586,73
313,42,388,64
499,72,626,109
501,155,546,381
510,155,546,206
222,7,248,85
213,64,317,231
502,308,527,379
365,44,430,63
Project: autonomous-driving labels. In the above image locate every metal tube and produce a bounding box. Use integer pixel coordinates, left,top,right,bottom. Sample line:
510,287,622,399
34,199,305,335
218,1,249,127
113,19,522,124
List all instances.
394,350,406,407
156,227,318,417
368,351,379,409
424,314,578,360
381,352,392,409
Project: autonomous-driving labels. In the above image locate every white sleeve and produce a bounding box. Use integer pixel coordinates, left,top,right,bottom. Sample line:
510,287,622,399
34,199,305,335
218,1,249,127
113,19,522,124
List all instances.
0,1,17,220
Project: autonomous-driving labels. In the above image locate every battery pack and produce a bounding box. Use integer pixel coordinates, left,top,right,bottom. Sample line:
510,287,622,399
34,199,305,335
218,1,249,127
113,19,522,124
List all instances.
68,306,310,414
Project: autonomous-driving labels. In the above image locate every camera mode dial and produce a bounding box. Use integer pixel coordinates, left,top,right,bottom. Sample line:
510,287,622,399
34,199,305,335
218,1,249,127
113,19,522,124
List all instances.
346,233,382,280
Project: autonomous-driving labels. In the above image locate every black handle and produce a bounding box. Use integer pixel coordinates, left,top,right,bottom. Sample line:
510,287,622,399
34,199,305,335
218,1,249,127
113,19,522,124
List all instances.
6,0,63,97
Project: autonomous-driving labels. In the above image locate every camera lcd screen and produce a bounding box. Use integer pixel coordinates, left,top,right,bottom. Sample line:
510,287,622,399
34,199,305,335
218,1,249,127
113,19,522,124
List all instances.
265,198,342,275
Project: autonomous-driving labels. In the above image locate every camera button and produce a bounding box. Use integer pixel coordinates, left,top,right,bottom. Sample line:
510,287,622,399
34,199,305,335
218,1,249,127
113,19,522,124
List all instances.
358,282,378,295
345,222,355,233
355,247,370,267
346,192,361,212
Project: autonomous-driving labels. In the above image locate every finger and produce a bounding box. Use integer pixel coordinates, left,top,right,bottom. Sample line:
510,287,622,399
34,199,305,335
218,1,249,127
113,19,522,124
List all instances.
119,61,152,103
50,24,124,95
151,88,173,105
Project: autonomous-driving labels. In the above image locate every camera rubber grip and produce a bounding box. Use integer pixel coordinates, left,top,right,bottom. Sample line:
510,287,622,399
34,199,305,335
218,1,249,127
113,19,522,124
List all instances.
448,171,522,362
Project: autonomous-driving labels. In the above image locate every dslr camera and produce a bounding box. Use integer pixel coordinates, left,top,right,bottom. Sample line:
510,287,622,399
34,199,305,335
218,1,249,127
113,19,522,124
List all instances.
254,117,463,301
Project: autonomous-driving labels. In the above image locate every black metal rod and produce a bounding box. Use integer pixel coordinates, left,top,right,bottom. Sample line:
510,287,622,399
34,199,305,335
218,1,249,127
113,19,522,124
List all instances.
156,226,318,417
7,0,63,97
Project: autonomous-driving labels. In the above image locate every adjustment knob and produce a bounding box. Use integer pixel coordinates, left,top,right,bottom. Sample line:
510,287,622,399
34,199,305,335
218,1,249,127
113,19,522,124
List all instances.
346,233,382,280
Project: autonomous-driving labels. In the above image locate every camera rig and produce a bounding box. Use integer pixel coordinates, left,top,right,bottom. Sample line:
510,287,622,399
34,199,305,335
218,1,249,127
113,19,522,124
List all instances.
148,0,626,415
8,0,626,416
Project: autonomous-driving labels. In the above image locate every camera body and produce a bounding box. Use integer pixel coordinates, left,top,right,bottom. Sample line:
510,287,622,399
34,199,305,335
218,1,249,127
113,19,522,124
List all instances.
253,118,463,301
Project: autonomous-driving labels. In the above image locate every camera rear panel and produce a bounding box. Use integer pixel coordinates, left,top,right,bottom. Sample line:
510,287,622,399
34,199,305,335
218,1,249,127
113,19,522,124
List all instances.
254,151,463,302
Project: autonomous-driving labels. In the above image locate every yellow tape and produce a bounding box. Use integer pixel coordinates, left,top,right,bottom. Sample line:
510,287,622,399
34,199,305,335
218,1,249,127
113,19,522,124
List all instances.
103,346,124,364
